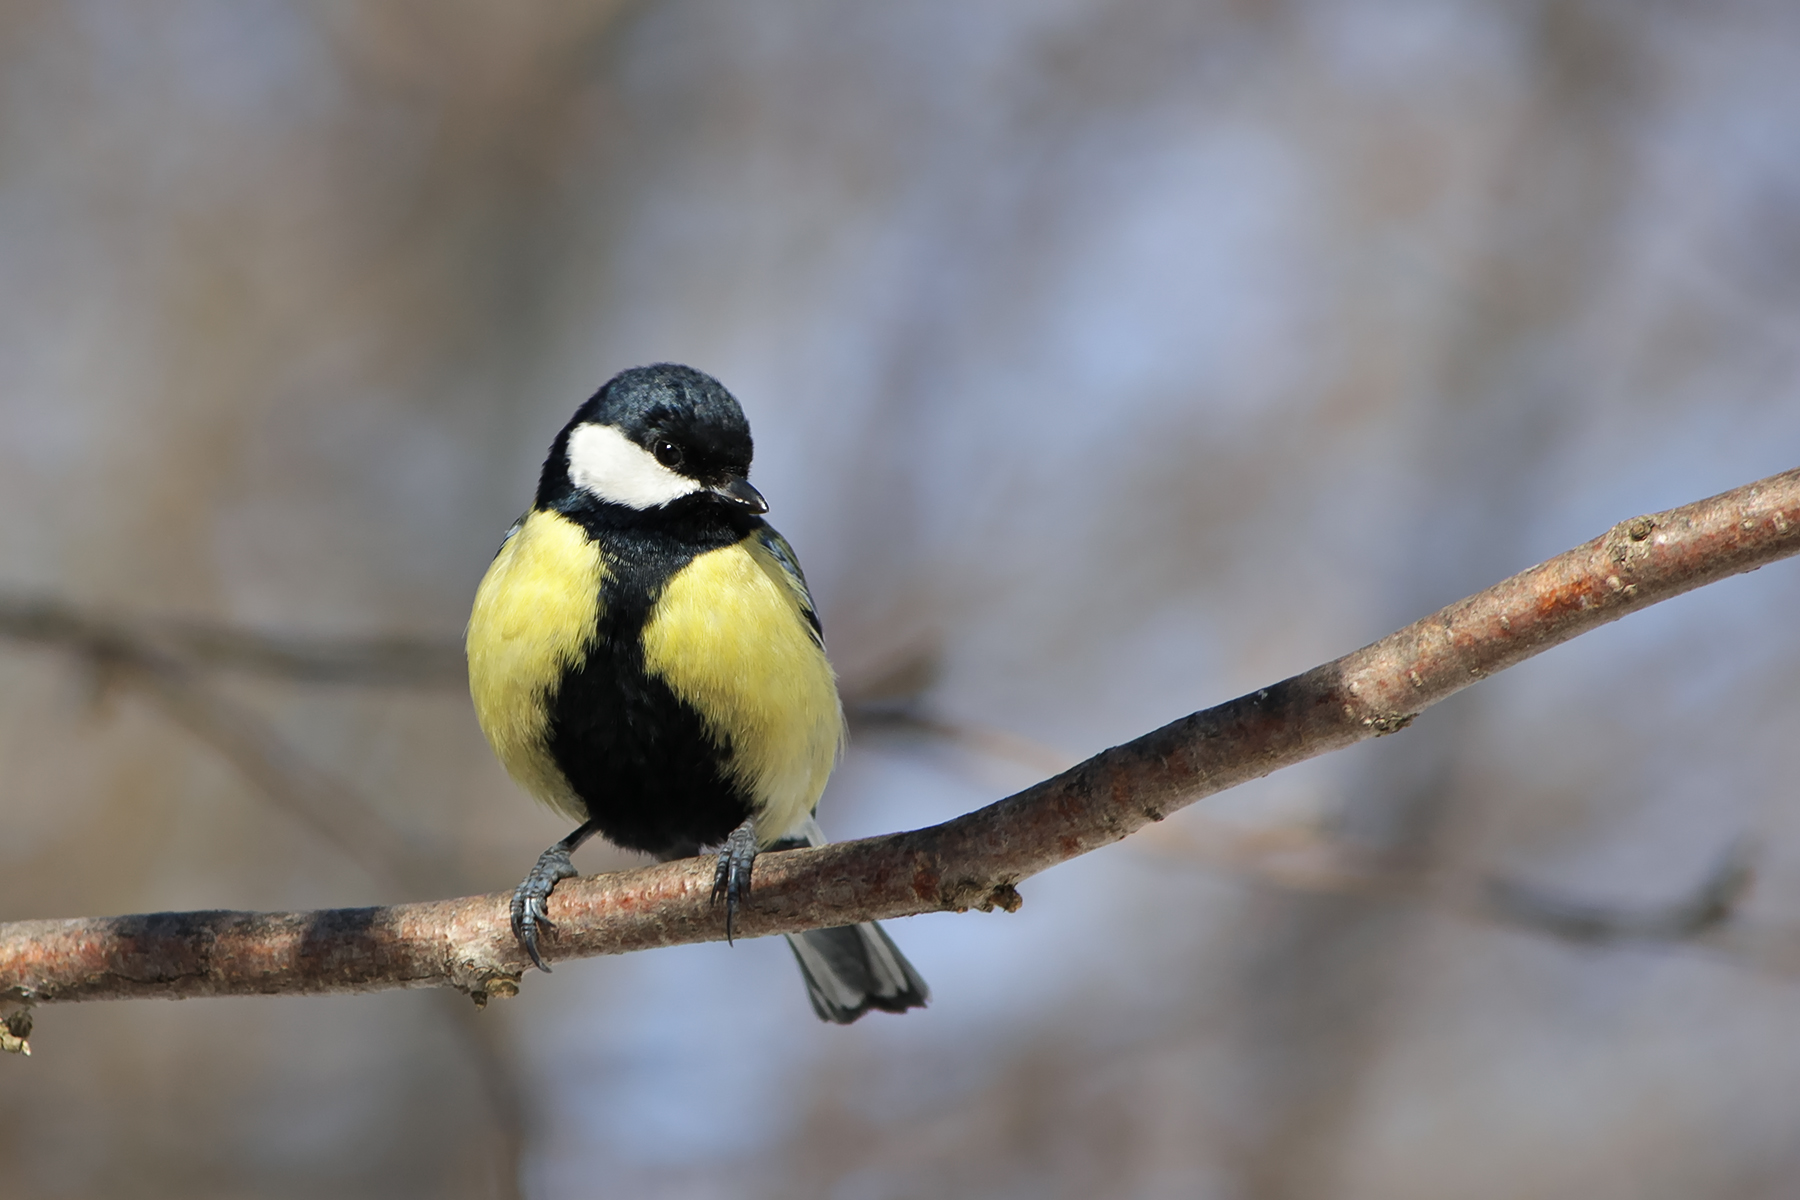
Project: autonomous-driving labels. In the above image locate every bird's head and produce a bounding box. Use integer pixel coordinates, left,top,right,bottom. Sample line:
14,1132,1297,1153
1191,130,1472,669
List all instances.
539,364,767,516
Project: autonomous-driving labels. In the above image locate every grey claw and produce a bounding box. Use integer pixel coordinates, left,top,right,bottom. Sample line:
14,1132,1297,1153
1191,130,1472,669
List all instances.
510,886,555,972
710,818,759,945
511,846,579,973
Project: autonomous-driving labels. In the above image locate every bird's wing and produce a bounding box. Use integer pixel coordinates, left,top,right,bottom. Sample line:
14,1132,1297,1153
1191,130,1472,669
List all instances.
494,513,526,555
752,525,824,646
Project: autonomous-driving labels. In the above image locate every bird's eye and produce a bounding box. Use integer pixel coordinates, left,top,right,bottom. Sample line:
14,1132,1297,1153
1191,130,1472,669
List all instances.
653,439,684,469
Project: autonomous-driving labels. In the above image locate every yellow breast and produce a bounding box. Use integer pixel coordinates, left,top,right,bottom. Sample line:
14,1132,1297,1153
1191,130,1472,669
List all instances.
641,536,845,844
465,509,604,822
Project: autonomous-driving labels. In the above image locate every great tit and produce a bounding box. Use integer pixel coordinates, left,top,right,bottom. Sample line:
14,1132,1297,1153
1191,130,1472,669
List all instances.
466,363,929,1023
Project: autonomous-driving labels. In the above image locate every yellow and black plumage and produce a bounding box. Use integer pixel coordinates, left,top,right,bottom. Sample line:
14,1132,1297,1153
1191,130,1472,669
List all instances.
466,363,928,1023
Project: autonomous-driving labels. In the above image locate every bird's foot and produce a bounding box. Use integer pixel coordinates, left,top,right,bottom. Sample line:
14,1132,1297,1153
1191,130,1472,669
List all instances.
511,845,580,972
711,817,759,944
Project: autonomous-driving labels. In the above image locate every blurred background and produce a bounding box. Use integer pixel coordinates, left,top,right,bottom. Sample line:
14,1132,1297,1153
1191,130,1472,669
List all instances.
2,1,1800,1196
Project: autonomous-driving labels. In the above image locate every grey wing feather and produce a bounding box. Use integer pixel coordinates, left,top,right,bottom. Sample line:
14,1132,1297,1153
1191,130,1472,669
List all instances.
754,526,824,645
495,513,526,554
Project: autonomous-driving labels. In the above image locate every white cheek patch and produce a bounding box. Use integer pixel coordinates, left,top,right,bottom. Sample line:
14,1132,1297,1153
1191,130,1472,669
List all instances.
565,422,702,510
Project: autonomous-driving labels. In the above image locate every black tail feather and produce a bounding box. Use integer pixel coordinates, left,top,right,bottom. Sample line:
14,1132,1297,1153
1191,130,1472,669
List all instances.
784,922,930,1024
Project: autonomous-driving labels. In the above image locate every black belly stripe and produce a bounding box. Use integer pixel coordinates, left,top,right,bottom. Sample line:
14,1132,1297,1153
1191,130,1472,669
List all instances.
544,495,764,858
547,632,751,858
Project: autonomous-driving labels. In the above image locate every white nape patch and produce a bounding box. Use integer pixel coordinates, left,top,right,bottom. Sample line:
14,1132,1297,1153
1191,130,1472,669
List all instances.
565,422,702,510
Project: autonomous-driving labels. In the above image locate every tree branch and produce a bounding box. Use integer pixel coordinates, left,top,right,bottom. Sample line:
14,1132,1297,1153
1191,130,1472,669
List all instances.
4,466,1798,1013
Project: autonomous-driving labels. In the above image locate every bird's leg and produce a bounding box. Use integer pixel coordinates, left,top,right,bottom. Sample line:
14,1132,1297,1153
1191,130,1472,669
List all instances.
711,816,759,945
511,818,601,972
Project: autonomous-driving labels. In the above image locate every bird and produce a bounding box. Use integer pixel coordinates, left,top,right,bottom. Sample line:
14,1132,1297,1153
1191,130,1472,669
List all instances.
465,363,929,1023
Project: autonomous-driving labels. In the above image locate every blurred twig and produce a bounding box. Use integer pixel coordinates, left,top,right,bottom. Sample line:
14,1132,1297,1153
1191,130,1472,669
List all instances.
1486,840,1754,945
0,607,439,889
848,704,1079,779
2,464,1796,1006
0,595,464,686
0,596,521,1196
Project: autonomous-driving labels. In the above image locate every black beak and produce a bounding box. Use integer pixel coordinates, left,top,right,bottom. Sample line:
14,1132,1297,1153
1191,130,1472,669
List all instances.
710,476,768,513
